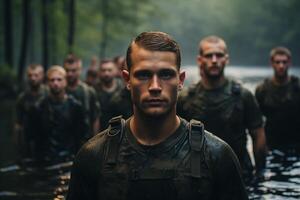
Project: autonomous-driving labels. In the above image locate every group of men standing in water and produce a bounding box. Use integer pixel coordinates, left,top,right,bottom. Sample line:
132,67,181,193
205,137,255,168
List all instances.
14,31,300,199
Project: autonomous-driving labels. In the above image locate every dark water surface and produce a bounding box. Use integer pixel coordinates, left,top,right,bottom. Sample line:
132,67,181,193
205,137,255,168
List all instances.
1,66,300,199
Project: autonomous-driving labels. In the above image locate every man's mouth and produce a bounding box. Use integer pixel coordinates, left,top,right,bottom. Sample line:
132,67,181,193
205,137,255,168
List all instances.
144,99,166,106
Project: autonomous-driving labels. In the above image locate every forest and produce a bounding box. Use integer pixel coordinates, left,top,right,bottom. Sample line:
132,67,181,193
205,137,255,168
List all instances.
0,0,300,88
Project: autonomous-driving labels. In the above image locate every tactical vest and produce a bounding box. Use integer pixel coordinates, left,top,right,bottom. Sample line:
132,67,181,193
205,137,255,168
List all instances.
101,116,211,199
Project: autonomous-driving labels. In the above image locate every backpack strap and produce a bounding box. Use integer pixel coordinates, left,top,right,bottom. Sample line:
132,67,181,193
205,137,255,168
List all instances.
231,80,241,95
80,82,90,112
189,119,205,178
106,115,125,165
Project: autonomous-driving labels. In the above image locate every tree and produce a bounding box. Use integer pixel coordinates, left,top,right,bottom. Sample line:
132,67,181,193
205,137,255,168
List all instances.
18,0,31,83
41,0,49,70
3,0,14,68
68,0,76,53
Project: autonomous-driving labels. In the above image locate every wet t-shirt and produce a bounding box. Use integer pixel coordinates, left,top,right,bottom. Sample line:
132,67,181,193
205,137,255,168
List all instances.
33,96,88,158
66,81,100,137
255,76,300,149
178,79,263,164
67,118,248,200
95,81,123,130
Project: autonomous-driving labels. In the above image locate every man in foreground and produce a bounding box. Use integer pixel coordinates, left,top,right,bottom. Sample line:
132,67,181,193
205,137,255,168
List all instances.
255,47,300,151
178,36,267,175
67,31,248,199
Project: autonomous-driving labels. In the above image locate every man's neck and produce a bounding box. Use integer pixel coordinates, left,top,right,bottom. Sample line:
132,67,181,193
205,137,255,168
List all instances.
101,79,117,92
29,85,41,96
68,79,80,90
201,75,226,89
272,75,289,86
130,109,180,146
50,92,67,102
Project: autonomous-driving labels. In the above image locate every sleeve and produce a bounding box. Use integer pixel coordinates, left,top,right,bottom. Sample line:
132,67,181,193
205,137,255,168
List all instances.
66,136,105,200
66,149,98,200
74,103,91,149
242,88,263,130
254,84,266,114
89,87,101,122
16,93,25,125
213,143,249,200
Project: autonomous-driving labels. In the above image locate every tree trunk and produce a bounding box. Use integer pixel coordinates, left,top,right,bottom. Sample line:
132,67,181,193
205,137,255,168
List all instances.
3,0,14,68
68,0,76,53
18,0,31,83
42,0,49,70
99,0,109,59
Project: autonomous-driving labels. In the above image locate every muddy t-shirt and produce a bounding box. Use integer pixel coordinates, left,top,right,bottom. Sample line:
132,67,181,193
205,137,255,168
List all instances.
67,118,248,200
255,76,300,149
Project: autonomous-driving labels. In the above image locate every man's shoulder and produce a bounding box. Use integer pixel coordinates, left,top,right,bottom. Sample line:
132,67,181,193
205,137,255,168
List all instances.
204,130,234,155
79,81,96,94
76,130,109,160
67,95,84,108
256,78,272,91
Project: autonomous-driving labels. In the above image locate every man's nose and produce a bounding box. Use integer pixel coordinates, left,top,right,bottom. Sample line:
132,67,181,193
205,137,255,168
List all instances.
149,75,162,93
211,54,217,63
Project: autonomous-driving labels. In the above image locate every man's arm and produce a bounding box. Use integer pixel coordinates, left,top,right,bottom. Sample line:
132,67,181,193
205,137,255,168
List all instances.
249,127,267,172
214,141,249,200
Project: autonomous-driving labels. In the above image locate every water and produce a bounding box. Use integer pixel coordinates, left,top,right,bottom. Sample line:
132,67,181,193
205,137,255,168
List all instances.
1,65,300,199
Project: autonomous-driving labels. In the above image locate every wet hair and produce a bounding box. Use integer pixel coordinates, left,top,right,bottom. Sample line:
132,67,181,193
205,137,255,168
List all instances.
63,54,81,67
270,46,292,61
198,35,228,55
47,65,66,79
27,64,44,73
126,31,181,71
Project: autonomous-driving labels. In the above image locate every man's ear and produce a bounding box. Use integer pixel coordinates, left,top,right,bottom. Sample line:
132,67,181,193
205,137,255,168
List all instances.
178,71,185,90
122,70,131,90
225,54,230,65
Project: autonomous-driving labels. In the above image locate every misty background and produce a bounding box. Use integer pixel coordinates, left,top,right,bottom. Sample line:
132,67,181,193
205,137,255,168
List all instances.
0,0,300,87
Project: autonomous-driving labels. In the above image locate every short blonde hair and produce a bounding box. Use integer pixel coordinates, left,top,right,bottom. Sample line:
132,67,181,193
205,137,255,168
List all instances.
47,65,66,79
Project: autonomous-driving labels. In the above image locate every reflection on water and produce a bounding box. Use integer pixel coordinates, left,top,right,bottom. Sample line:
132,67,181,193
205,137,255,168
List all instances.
0,158,71,200
1,66,300,199
249,150,300,199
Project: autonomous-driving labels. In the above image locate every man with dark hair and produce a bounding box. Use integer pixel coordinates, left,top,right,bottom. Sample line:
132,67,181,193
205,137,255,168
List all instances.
64,54,101,136
95,59,123,130
85,56,99,87
31,66,88,162
67,31,248,200
15,64,47,159
178,35,267,176
255,47,300,150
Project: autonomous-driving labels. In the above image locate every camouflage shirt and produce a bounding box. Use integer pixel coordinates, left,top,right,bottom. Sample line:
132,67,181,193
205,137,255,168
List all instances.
255,76,300,149
67,118,248,200
178,79,263,164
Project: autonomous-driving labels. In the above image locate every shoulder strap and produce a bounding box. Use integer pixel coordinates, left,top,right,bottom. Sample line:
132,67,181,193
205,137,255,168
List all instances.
105,115,125,165
189,119,205,178
231,80,241,95
80,82,90,112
